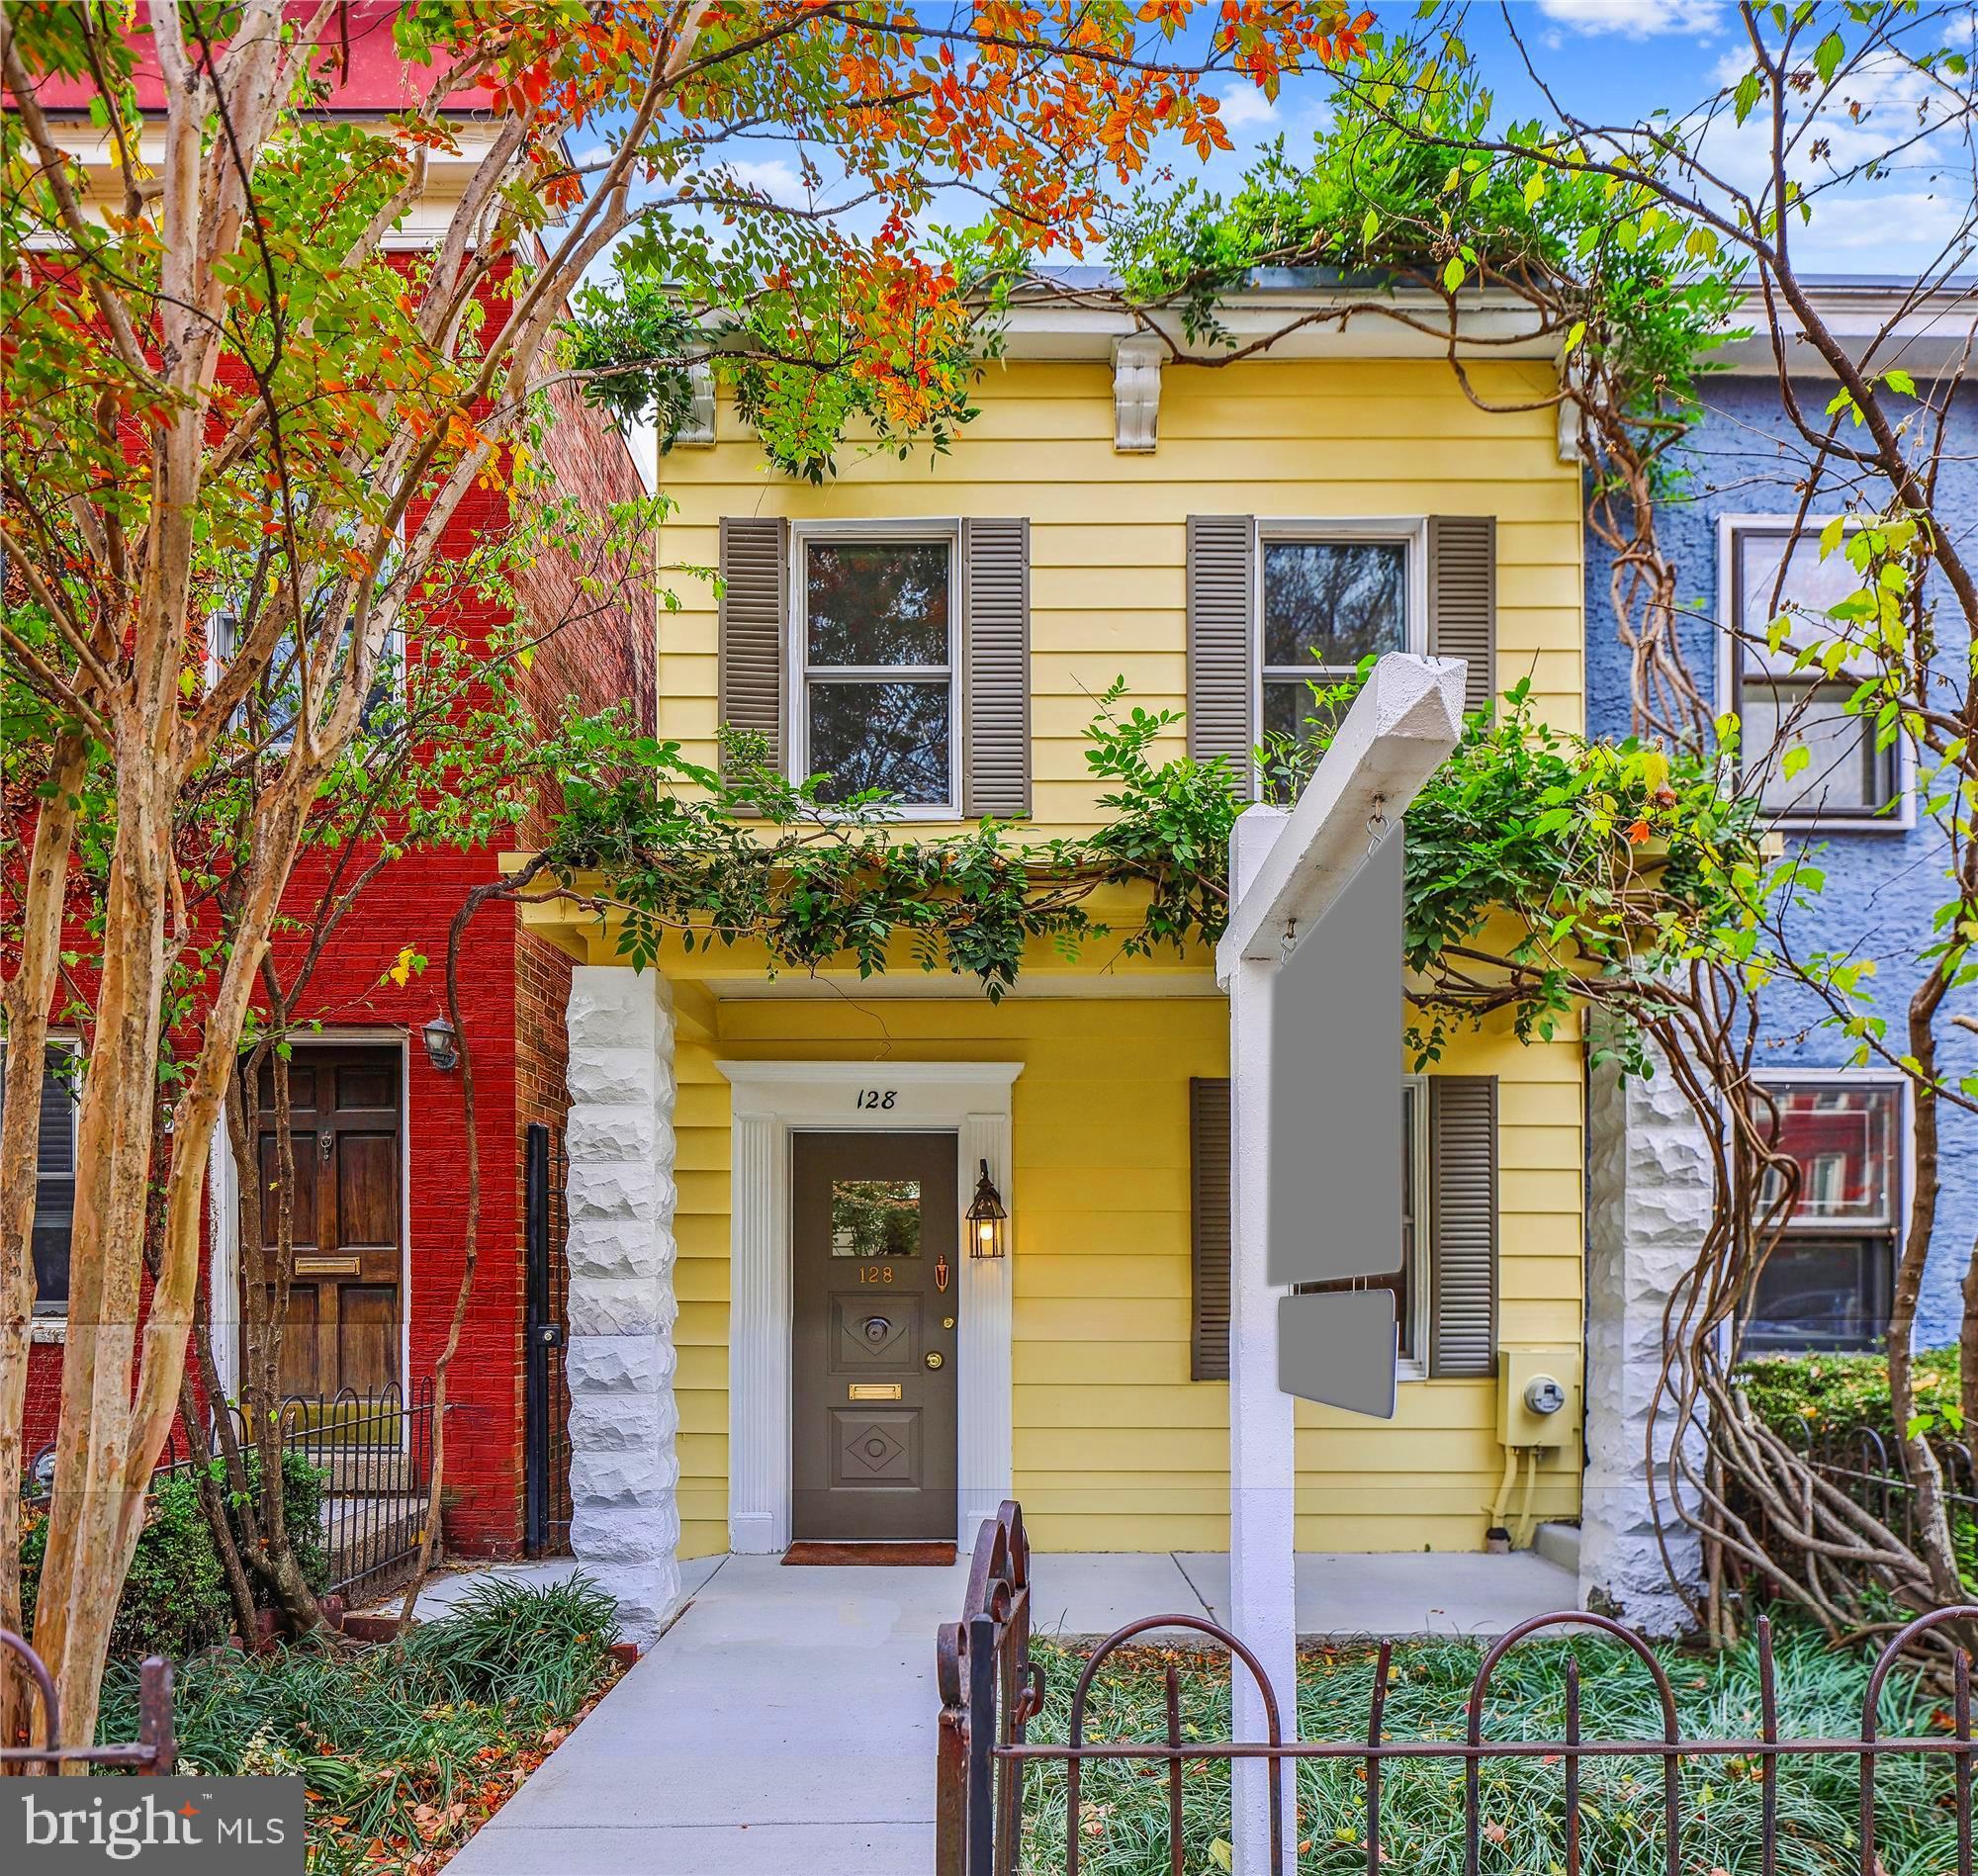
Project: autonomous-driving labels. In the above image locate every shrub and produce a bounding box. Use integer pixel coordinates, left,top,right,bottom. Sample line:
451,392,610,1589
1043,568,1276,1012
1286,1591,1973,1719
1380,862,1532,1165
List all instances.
96,1575,621,1876
20,1448,328,1660
1736,1347,1961,1443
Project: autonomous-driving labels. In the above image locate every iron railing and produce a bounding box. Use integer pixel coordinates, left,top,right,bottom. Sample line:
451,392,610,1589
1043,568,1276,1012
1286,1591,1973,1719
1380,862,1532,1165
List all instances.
28,1380,437,1603
524,1119,573,1556
937,1499,1978,1876
1780,1417,1978,1555
0,1630,174,1774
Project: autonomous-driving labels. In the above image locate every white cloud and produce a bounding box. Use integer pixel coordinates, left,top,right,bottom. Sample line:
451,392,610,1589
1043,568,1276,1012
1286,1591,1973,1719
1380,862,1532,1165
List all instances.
718,157,809,205
1534,0,1725,38
1212,86,1282,133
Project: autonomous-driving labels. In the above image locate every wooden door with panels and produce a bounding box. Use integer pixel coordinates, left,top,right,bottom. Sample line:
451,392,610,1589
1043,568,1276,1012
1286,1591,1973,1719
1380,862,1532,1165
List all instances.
791,1131,958,1542
249,1044,404,1399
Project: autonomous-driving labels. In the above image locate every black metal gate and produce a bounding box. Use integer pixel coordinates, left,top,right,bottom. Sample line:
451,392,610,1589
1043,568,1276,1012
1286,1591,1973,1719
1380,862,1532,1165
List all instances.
524,1120,573,1555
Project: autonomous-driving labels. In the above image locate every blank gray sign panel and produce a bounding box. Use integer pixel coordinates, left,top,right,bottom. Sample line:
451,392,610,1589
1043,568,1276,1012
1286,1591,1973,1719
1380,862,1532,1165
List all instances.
1278,1289,1397,1418
1267,829,1402,1287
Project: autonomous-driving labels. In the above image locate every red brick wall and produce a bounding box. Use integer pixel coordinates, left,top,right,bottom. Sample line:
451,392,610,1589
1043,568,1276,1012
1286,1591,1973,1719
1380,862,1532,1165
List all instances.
20,338,652,1561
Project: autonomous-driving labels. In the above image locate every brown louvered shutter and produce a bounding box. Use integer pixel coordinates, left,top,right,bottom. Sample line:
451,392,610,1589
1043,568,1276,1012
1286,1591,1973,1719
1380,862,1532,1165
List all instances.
717,516,788,790
1190,1076,1232,1382
1427,515,1496,722
1186,515,1255,791
1428,1075,1498,1379
961,517,1031,818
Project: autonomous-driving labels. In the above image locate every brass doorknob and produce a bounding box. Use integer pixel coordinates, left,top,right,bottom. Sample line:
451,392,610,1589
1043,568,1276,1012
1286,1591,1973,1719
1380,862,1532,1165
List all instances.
925,1351,944,1370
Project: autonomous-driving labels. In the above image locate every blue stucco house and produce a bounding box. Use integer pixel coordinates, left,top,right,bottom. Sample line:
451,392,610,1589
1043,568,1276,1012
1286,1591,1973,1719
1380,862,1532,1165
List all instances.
1585,278,1978,1351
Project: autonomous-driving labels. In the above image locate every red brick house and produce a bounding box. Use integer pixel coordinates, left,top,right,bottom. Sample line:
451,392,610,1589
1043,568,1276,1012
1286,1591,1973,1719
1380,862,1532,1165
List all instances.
16,21,651,1561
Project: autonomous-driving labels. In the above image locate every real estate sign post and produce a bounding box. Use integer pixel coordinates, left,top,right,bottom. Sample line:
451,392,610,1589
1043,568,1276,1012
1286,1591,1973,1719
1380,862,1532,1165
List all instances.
1216,655,1466,1876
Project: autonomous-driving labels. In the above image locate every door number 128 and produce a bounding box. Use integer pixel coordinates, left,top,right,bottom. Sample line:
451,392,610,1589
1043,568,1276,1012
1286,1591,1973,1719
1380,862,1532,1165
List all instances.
854,1089,898,1111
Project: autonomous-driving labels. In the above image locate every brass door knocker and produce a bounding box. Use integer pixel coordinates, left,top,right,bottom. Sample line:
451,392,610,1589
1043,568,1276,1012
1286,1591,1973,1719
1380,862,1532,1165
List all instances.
935,1254,949,1294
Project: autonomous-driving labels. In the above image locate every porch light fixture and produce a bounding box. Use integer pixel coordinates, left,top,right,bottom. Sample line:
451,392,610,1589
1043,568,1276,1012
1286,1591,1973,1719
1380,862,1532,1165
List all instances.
966,1160,1007,1259
420,1013,459,1073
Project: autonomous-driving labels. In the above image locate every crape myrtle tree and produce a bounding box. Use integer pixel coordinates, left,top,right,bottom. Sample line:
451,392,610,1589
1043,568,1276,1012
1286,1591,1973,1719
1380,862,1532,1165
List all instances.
0,0,1380,1745
1083,0,1978,1650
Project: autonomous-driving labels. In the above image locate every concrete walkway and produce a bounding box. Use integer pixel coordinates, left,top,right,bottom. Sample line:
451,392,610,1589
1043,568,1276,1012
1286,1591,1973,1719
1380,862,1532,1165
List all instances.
443,1548,1577,1876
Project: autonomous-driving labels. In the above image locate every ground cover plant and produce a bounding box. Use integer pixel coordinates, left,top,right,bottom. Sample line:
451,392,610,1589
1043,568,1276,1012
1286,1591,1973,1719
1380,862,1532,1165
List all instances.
1019,1627,1961,1875
93,1574,620,1876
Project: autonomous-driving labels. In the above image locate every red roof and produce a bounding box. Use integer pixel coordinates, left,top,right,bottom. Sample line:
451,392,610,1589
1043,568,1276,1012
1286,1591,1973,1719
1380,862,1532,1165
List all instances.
23,2,493,116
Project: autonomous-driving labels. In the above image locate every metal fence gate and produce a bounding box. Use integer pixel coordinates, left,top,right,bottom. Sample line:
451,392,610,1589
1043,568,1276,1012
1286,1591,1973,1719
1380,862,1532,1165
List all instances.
524,1120,573,1555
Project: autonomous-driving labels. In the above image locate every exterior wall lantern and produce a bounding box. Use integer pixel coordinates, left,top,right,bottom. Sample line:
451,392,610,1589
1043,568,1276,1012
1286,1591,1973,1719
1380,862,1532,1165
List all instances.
421,1013,460,1072
966,1159,1007,1259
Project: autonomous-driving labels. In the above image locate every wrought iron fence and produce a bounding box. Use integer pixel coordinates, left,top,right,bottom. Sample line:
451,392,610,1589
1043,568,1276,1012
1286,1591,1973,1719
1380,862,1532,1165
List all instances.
0,1630,174,1774
27,1379,437,1603
937,1499,1978,1876
524,1119,573,1556
1774,1417,1978,1558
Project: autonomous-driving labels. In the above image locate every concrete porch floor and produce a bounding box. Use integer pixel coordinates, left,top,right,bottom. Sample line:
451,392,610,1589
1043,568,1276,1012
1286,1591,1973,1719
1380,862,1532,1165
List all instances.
442,1547,1577,1876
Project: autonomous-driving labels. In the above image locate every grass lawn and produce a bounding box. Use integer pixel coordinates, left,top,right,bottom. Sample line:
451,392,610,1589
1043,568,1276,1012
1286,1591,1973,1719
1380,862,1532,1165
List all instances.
1020,1624,1965,1875
96,1574,623,1876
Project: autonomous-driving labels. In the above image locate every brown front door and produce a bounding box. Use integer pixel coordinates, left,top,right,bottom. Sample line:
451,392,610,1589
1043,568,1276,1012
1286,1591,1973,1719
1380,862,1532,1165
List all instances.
792,1131,958,1542
252,1045,403,1399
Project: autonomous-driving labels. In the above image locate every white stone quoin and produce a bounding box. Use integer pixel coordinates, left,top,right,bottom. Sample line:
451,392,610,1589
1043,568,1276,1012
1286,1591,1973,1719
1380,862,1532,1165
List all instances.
564,966,682,1647
1581,1020,1708,1636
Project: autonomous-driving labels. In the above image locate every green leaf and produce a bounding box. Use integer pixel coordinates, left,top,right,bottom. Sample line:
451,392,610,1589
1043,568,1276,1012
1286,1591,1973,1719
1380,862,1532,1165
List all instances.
1361,207,1380,247
1564,319,1586,355
1442,255,1466,294
1781,745,1811,779
1814,30,1844,85
1883,367,1916,397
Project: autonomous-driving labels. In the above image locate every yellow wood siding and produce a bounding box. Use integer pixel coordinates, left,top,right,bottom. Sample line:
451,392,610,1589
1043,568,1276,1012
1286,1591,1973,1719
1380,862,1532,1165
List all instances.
655,353,1585,1558
658,357,1582,838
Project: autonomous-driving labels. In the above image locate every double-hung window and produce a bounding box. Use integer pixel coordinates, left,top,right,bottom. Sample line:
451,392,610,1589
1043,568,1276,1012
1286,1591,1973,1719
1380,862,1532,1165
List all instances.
1292,1075,1431,1369
1725,522,1901,825
208,610,404,749
0,1041,76,1316
795,525,958,811
1258,526,1419,795
1747,1076,1903,1352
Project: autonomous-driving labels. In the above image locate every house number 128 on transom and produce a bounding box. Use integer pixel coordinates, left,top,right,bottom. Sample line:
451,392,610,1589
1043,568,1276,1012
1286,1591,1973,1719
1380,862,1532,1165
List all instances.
854,1089,898,1111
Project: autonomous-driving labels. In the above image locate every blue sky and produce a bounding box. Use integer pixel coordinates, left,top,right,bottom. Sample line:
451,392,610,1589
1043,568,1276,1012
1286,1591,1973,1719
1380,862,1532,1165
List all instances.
1172,1,1978,278
661,2,1973,281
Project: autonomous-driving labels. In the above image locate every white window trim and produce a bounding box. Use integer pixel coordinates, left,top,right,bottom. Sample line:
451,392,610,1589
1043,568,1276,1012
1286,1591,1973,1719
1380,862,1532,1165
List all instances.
1252,517,1429,794
787,518,962,820
1715,513,1916,835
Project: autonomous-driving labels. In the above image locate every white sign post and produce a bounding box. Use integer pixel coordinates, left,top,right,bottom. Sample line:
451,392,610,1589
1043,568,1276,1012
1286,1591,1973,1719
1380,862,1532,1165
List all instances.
1214,655,1467,1875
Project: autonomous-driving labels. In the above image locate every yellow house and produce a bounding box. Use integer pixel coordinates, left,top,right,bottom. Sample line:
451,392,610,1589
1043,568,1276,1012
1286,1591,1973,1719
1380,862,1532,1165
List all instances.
525,283,1590,1638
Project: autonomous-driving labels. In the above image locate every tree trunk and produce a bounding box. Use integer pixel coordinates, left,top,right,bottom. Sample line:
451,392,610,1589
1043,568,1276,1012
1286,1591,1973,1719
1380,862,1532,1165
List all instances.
0,731,87,1754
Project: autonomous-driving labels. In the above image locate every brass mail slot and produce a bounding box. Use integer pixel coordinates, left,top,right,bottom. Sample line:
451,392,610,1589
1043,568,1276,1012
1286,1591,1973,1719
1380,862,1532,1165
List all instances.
848,1384,902,1401
294,1255,361,1277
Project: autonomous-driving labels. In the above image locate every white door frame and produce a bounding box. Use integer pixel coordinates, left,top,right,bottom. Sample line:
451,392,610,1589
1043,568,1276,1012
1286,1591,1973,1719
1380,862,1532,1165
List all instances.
717,1059,1020,1554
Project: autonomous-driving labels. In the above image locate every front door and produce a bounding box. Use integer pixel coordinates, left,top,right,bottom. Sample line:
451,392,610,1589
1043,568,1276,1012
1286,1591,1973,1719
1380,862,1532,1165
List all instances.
791,1131,957,1542
251,1045,404,1399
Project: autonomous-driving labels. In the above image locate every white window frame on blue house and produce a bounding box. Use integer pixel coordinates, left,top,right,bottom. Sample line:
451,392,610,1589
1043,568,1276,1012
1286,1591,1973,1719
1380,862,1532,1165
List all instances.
1715,513,1916,834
